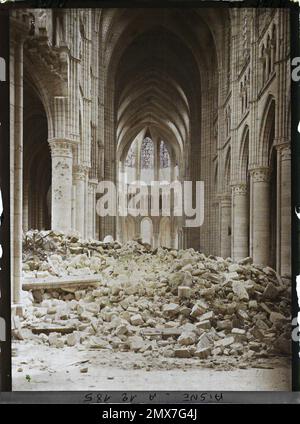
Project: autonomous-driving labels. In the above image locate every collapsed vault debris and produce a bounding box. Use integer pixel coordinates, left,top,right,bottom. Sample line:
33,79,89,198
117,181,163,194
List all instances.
16,230,291,367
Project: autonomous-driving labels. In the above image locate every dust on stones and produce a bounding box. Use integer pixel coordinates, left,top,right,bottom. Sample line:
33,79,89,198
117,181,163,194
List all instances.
14,230,291,371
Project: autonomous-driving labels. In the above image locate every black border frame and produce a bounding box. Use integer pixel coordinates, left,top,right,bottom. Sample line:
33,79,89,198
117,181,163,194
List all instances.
0,0,299,396
0,8,12,392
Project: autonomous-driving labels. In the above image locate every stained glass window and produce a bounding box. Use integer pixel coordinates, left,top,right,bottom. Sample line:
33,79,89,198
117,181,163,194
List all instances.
125,141,137,168
141,137,154,169
160,141,170,168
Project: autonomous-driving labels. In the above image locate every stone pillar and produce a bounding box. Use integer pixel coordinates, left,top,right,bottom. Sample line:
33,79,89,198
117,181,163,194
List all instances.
73,165,88,237
13,41,23,305
153,232,159,249
22,176,29,233
232,184,249,261
87,183,93,239
171,232,177,249
87,179,98,239
279,146,291,275
250,167,270,265
71,184,76,230
49,139,73,233
219,195,231,259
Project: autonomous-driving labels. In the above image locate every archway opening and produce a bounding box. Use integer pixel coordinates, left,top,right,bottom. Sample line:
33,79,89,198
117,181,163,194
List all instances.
269,122,277,269
23,80,51,231
141,218,153,245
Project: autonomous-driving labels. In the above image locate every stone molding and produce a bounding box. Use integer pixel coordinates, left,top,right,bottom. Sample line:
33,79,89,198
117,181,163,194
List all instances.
73,165,89,181
232,184,248,196
250,167,270,183
48,139,75,158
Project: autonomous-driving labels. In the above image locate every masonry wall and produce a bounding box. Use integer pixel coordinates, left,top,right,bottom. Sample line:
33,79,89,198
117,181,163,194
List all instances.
9,8,291,304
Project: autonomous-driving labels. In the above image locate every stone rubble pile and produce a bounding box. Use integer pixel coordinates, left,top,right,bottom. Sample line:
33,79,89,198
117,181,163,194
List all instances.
17,230,291,365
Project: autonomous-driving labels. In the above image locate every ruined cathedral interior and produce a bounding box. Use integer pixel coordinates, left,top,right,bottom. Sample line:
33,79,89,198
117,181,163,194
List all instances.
10,7,291,308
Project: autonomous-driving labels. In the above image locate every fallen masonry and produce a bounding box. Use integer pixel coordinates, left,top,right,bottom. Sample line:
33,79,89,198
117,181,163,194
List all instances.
15,230,291,370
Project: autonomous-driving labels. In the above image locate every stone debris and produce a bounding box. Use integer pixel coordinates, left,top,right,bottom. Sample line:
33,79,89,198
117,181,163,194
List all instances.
17,230,291,368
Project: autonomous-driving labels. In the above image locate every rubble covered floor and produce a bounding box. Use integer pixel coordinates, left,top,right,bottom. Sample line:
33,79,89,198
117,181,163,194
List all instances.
12,230,291,391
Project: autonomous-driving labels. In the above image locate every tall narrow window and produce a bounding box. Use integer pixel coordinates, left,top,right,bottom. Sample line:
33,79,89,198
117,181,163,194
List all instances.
141,137,154,184
124,140,138,183
159,140,171,181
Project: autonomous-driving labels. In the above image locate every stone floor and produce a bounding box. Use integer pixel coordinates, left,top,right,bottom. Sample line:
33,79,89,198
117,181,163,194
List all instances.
12,342,291,391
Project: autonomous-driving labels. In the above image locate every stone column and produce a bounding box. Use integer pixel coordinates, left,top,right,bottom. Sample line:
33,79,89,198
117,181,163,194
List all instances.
232,184,249,261
279,146,291,276
219,195,232,259
87,183,93,239
73,165,88,237
13,40,24,305
171,231,177,249
22,176,29,233
153,232,159,249
71,184,76,230
87,179,98,239
49,139,73,233
250,167,270,265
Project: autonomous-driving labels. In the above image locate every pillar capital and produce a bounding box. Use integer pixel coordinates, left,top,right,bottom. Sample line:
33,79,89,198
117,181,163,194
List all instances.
89,178,99,186
232,183,248,196
48,138,75,157
250,167,270,183
279,145,291,161
73,165,89,181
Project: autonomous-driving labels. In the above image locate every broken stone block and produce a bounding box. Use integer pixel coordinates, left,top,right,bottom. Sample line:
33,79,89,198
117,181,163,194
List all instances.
14,328,34,341
249,327,265,341
237,309,248,320
255,319,270,330
162,303,180,317
194,347,211,359
48,333,59,346
180,306,192,317
199,287,216,299
197,333,214,350
215,336,235,348
190,304,203,318
196,320,211,330
263,283,280,300
249,300,258,310
263,266,277,277
66,333,79,347
231,328,247,342
168,272,185,289
204,273,220,284
249,341,261,352
232,282,249,301
130,314,144,326
115,325,128,336
128,335,145,352
178,286,191,299
184,271,194,285
269,312,286,325
174,347,191,358
32,290,43,303
212,347,222,356
216,320,232,331
178,331,196,346
88,337,110,349
228,264,241,273
238,257,253,265
199,311,214,322
179,323,197,333
273,334,291,355
110,283,122,296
